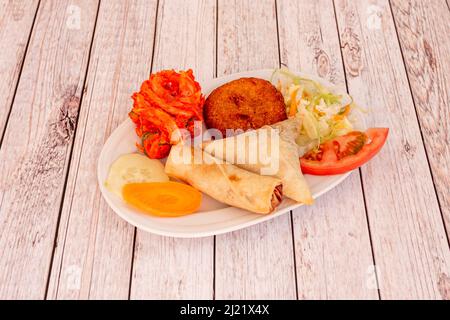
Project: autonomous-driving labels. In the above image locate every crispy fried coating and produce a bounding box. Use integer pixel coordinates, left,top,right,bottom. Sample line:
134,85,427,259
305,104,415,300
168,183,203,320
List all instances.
204,77,287,135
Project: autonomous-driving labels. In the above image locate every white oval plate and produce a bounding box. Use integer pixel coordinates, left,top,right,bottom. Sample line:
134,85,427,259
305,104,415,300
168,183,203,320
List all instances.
98,69,356,238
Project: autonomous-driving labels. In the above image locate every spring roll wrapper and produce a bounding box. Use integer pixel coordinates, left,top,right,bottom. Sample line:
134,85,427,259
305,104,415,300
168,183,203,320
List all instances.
202,117,313,204
165,145,283,214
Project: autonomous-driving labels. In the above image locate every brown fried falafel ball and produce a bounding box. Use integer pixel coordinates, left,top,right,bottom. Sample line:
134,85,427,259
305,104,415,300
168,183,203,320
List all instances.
203,77,287,135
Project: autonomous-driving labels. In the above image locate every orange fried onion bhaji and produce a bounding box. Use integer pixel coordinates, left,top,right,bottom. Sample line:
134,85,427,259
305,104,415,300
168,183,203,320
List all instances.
129,69,205,159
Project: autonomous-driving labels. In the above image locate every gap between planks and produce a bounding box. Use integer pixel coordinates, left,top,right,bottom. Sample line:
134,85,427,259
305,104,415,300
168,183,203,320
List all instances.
0,0,100,299
44,0,103,299
0,0,40,148
46,0,157,299
127,0,160,299
334,0,450,299
331,0,382,298
388,0,450,246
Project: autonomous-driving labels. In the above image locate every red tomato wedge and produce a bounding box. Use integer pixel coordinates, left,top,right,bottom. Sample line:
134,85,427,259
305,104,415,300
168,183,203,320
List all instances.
300,128,389,175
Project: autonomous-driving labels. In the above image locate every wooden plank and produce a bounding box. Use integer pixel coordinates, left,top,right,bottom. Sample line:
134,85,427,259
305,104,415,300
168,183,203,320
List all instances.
277,0,378,299
46,0,158,300
129,0,216,300
0,0,39,139
0,0,98,299
390,0,450,237
214,0,297,299
335,0,450,299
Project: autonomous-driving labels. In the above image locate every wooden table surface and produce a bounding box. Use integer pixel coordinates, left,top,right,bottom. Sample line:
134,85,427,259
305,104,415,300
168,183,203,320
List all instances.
0,0,449,300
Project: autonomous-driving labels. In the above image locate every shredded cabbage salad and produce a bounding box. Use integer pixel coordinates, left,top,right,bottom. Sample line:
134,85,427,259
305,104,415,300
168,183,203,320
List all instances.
271,68,356,155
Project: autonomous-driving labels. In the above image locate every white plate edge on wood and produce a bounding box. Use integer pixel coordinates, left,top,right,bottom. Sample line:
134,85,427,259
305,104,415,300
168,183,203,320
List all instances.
98,69,360,238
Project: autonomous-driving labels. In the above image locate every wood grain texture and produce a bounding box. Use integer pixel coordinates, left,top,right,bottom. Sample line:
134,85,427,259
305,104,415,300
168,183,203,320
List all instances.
335,0,450,299
46,0,158,299
214,0,297,299
129,0,216,300
0,0,98,299
390,0,450,236
0,0,39,139
0,0,447,301
277,0,378,299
